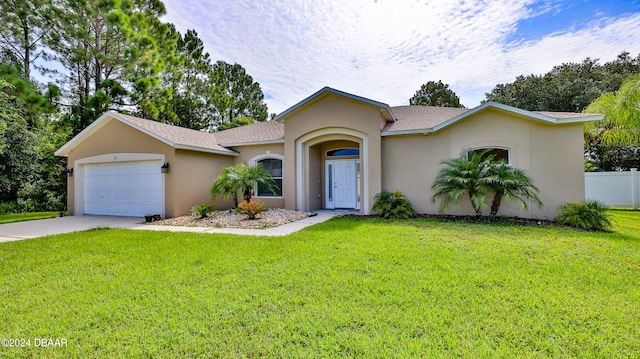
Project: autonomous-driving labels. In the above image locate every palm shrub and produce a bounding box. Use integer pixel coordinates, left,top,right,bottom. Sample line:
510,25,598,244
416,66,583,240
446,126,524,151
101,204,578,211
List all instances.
372,190,417,219
211,163,277,206
485,162,542,217
556,200,613,231
191,204,215,219
431,151,493,216
238,198,266,220
235,163,277,202
211,166,241,207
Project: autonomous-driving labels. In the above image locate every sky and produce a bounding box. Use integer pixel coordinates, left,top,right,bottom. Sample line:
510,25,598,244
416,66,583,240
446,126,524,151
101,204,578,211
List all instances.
162,0,640,114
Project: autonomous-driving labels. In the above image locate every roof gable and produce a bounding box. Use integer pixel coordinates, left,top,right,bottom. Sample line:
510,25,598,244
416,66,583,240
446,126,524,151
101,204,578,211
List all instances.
274,87,394,122
55,111,238,157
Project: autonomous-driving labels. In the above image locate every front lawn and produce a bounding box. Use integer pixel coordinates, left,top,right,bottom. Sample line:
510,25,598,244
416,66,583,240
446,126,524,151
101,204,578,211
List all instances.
1,211,639,357
0,211,60,224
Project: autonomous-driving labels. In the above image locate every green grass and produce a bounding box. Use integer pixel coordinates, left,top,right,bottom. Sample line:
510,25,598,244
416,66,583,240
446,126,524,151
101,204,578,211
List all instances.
1,210,639,358
0,211,60,224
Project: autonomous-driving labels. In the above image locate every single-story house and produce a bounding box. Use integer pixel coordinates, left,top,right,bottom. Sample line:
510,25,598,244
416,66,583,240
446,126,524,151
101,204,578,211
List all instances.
55,87,603,219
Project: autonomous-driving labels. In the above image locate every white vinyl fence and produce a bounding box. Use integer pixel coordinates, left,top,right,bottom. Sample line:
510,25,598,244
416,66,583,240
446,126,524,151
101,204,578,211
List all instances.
585,168,639,209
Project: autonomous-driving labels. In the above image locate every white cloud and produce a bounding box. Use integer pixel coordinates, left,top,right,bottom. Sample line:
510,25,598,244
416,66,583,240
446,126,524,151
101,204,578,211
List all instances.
162,0,640,112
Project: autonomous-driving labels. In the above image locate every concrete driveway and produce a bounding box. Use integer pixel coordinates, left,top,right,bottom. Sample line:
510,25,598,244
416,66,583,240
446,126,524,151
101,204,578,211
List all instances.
0,216,142,243
0,211,338,243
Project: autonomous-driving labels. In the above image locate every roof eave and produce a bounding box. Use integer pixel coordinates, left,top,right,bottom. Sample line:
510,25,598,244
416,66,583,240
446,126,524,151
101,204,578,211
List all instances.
554,114,605,124
381,128,434,137
219,139,285,147
174,144,239,156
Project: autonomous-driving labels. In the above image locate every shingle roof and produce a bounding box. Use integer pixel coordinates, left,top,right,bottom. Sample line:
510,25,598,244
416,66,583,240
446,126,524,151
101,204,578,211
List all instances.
214,120,285,145
114,112,237,155
56,98,603,158
385,106,469,132
382,104,603,135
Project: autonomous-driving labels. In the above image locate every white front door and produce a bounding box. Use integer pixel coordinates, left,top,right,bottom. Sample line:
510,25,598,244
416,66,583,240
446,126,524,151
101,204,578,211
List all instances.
326,160,358,209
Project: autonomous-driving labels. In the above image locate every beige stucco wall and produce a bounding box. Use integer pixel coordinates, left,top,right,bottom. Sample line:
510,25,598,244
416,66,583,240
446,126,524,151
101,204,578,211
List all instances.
308,145,323,210
282,94,383,214
228,143,286,209
172,150,234,215
382,109,586,219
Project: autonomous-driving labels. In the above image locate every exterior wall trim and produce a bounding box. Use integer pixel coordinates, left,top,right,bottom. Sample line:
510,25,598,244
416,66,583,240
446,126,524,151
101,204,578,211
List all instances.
220,139,285,147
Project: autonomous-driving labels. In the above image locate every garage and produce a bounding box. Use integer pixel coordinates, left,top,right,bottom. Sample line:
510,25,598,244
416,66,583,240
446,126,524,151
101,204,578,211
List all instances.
83,161,163,217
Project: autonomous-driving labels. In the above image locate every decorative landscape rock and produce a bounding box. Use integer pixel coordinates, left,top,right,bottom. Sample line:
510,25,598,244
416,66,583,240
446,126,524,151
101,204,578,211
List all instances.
150,208,308,229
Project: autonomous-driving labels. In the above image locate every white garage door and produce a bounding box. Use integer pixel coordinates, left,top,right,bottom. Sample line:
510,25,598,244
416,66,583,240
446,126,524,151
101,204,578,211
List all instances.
84,161,163,217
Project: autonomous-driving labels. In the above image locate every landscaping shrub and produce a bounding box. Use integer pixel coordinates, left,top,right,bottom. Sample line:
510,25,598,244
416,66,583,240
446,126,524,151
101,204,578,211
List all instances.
556,200,613,231
211,163,277,206
238,199,266,220
0,203,21,214
190,204,216,219
372,190,417,219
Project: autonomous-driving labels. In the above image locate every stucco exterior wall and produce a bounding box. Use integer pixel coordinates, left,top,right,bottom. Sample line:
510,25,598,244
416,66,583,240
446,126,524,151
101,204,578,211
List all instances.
308,145,323,210
382,109,586,219
282,94,383,213
529,123,585,218
65,119,175,216
172,150,234,216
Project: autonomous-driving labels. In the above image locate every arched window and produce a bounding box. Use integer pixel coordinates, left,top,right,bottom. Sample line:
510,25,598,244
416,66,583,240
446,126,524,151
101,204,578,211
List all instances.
257,158,282,197
327,148,359,157
467,148,510,164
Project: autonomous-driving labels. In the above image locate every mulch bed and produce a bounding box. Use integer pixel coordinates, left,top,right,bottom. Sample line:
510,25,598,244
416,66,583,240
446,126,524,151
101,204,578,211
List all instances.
343,213,560,227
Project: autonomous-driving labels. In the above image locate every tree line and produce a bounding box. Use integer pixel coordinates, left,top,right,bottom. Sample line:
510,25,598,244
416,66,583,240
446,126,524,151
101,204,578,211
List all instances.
0,0,269,211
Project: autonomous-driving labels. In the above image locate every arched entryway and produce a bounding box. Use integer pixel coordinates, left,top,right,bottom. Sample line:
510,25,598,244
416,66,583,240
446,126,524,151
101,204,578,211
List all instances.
295,128,369,214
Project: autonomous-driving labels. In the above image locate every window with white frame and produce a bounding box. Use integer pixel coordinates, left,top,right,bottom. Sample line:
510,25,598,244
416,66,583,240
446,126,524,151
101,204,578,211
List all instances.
467,148,510,164
257,158,282,196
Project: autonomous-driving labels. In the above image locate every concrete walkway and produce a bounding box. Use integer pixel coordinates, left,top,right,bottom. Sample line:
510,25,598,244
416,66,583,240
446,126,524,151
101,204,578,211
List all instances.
0,210,339,243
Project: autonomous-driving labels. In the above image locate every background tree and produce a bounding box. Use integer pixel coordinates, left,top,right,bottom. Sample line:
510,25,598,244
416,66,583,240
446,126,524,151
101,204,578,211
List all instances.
216,116,255,131
0,52,57,127
585,74,640,147
484,52,640,112
0,69,68,211
0,79,42,207
410,80,463,107
0,78,17,155
584,74,640,171
209,61,268,130
0,0,51,78
44,0,175,134
146,29,213,130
